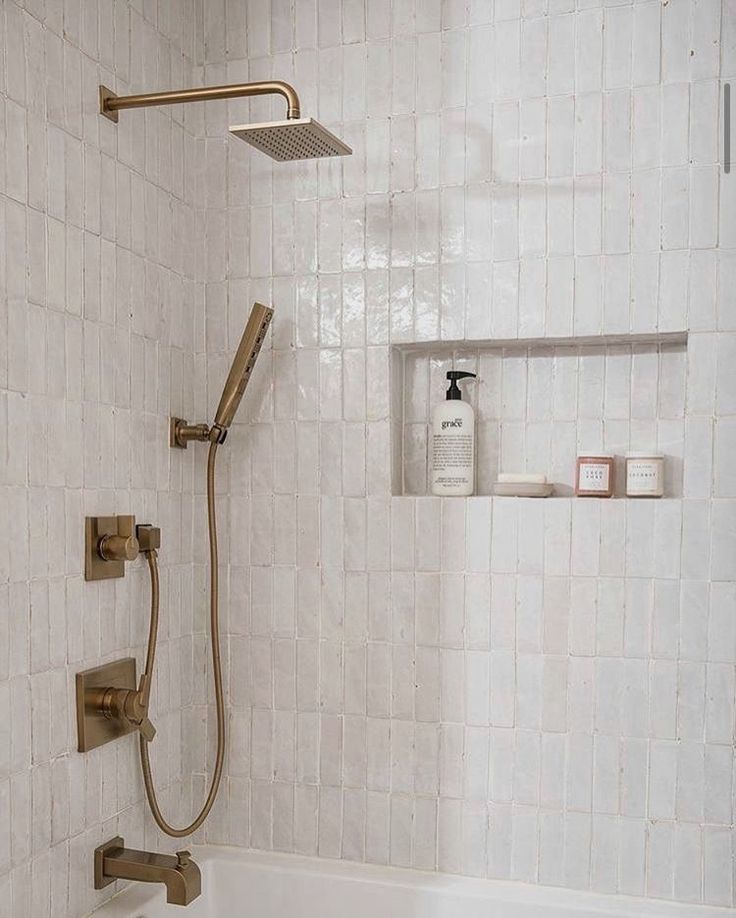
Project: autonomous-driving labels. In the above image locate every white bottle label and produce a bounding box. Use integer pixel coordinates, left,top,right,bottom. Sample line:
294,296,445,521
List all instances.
431,408,475,496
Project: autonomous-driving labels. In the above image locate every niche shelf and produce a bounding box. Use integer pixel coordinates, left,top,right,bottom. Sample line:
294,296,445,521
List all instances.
390,331,688,498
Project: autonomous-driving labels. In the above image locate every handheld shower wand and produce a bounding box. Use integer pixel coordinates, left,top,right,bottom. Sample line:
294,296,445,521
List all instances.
140,303,273,838
170,303,274,449
214,302,274,431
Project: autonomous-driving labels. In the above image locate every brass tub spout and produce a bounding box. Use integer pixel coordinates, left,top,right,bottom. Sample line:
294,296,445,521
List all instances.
94,837,201,906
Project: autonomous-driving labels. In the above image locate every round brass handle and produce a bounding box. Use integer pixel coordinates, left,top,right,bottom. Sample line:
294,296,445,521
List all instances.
98,687,157,741
99,534,140,562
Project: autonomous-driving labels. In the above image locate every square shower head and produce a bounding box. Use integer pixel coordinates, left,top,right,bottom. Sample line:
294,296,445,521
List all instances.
229,117,352,161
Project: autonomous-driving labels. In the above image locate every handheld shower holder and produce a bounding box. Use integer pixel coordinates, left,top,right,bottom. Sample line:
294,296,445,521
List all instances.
170,303,274,451
169,418,227,449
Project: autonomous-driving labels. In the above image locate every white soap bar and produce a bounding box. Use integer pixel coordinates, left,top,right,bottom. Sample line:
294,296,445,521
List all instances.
497,473,547,484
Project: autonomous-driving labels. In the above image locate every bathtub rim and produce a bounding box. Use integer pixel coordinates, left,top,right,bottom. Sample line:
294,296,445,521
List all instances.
89,844,735,918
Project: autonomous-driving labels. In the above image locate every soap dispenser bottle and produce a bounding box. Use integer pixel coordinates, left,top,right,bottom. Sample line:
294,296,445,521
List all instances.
431,370,477,496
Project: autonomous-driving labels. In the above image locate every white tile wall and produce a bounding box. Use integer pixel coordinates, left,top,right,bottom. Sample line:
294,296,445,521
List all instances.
0,1,211,916
197,0,736,909
3,0,735,914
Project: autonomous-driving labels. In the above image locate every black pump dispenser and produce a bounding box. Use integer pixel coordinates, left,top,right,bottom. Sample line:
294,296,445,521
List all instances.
445,370,476,400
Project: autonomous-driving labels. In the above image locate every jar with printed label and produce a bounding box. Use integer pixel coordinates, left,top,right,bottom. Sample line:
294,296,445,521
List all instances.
575,454,614,498
625,453,664,498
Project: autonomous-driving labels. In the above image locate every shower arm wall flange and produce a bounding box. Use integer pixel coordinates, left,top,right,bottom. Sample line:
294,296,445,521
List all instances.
99,80,301,124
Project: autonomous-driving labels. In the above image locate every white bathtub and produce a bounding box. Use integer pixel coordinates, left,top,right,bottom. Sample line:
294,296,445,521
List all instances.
91,847,732,918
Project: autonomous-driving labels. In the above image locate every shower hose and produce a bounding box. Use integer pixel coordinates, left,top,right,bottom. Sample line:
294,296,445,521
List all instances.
139,440,225,837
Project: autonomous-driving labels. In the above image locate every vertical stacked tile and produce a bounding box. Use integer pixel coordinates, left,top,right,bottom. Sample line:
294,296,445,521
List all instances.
200,0,732,909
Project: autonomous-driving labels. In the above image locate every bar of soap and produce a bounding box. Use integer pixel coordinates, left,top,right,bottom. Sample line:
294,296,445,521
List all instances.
497,473,547,484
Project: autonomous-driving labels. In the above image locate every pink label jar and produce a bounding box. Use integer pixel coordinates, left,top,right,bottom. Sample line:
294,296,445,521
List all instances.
575,454,614,498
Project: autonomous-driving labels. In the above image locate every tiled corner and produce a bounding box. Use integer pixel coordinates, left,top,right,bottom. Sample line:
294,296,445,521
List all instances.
0,1,210,916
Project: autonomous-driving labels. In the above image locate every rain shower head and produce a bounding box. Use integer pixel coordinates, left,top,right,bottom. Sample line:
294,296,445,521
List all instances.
213,302,274,431
229,117,352,161
99,79,352,162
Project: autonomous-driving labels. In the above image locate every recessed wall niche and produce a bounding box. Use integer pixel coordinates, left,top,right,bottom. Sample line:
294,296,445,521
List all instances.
390,333,688,498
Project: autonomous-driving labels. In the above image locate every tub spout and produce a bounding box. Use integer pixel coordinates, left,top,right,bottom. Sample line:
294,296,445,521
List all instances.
94,837,201,906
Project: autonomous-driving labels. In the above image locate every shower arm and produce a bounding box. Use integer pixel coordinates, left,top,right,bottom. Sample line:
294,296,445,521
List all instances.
99,80,301,123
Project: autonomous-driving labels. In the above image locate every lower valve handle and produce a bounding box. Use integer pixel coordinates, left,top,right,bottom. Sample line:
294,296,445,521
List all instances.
138,716,156,742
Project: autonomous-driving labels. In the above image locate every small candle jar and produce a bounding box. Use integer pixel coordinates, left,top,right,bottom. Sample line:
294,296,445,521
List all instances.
626,453,664,497
576,454,614,497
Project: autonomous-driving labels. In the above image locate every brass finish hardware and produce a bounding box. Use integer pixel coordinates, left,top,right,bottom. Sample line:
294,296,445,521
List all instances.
94,837,201,906
169,303,273,452
214,302,274,429
169,417,212,449
102,683,156,742
94,837,124,889
139,448,226,837
99,80,301,121
85,515,139,581
98,304,275,841
99,515,139,561
136,523,161,552
99,85,119,122
76,658,138,752
229,117,353,161
76,656,158,751
148,303,273,836
77,527,161,751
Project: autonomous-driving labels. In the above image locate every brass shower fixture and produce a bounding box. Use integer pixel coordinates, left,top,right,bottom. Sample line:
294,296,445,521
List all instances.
171,301,274,449
169,419,218,449
78,306,273,845
94,837,201,906
78,523,162,752
99,80,301,122
85,514,139,581
99,80,351,161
